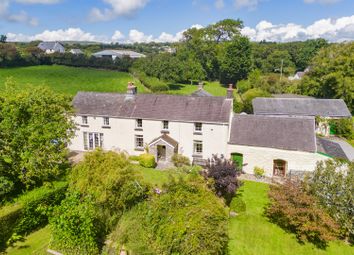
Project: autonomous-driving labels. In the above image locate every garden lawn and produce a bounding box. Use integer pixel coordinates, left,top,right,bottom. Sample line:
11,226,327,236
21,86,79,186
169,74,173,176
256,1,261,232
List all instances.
228,181,354,255
134,165,185,187
0,65,146,95
5,226,50,255
167,81,228,96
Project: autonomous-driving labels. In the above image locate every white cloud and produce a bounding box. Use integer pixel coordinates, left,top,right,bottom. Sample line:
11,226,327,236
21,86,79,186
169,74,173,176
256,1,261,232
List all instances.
304,0,341,4
6,16,354,43
90,0,149,22
241,15,354,42
234,0,260,10
215,0,224,9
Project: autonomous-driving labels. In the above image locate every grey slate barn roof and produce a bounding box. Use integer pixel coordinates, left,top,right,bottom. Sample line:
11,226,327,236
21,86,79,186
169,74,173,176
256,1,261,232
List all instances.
73,92,232,123
229,115,316,152
253,98,351,117
191,88,212,97
93,50,146,59
316,137,348,160
38,42,65,53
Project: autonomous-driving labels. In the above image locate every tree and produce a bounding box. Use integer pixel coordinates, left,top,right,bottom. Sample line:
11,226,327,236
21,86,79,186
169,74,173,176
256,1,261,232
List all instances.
0,83,75,188
240,88,271,113
205,19,243,43
219,36,252,85
204,154,242,204
0,35,6,43
299,42,354,114
112,177,228,255
263,50,295,75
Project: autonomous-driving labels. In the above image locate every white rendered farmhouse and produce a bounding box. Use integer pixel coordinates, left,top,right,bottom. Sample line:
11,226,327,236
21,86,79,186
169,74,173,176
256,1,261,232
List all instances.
69,83,350,177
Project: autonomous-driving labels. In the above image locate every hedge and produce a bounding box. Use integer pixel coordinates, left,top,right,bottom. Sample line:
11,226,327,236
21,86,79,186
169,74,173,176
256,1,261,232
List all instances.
0,181,67,250
139,154,156,168
132,69,169,92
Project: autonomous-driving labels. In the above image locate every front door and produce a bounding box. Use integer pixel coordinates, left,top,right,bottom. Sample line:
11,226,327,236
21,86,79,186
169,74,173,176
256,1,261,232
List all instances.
231,153,243,170
157,145,166,161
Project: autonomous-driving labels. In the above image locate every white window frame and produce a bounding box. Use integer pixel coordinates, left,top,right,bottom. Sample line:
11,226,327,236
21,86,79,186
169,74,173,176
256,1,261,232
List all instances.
194,122,202,132
84,132,103,150
136,119,143,128
135,135,144,149
103,117,110,126
162,120,169,130
82,116,88,125
193,140,203,154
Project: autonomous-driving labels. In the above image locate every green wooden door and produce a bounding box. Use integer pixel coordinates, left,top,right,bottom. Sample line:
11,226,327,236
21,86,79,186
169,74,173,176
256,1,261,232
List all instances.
231,153,243,170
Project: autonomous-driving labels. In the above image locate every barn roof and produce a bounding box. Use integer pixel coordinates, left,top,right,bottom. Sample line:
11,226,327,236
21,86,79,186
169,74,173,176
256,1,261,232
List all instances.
252,98,351,117
73,92,232,124
229,115,316,152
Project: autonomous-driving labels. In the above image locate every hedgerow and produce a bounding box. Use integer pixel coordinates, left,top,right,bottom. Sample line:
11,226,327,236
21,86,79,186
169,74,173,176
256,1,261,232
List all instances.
0,181,67,250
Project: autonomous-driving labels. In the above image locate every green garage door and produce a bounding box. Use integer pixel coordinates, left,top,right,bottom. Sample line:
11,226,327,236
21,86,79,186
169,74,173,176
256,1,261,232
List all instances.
231,153,243,170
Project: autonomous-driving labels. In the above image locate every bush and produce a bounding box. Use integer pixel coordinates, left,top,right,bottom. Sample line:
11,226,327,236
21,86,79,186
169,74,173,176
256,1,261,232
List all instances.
128,155,140,161
0,181,67,250
229,196,246,213
49,192,102,255
253,166,265,178
328,118,354,139
305,160,354,242
171,154,190,167
112,177,228,255
204,155,242,205
139,153,156,168
132,69,169,92
266,180,339,247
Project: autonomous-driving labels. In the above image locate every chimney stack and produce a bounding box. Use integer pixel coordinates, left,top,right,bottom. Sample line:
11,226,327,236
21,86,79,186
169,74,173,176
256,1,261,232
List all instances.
227,84,234,99
198,82,204,90
125,82,137,100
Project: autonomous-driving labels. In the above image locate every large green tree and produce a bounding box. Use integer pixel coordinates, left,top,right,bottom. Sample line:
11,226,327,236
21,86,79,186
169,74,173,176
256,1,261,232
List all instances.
299,42,354,113
0,83,75,188
219,36,252,85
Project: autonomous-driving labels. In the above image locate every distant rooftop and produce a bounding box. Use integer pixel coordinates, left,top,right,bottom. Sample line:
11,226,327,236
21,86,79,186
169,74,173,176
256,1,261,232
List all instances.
253,98,351,117
93,49,146,59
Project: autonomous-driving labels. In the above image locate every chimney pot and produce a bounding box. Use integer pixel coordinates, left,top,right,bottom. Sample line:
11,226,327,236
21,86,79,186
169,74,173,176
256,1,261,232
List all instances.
227,84,233,99
198,82,204,90
126,81,137,100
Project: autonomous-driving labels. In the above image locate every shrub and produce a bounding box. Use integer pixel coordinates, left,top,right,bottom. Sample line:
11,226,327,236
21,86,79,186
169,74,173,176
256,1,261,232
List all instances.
132,69,169,92
171,154,190,167
229,196,246,213
0,181,67,250
305,160,354,242
253,166,265,178
328,118,354,139
204,154,242,205
112,177,228,255
128,155,140,161
266,180,340,247
139,153,156,168
49,192,102,255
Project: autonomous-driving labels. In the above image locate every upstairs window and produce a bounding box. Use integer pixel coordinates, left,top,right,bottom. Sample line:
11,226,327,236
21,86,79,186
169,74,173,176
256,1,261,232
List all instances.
103,117,110,126
82,116,88,125
136,119,143,128
162,120,169,130
194,122,202,132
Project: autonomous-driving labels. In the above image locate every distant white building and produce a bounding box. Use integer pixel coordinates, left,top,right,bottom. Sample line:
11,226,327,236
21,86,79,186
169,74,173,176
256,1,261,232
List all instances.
70,49,84,55
288,67,310,81
38,42,65,54
68,84,350,177
93,50,146,60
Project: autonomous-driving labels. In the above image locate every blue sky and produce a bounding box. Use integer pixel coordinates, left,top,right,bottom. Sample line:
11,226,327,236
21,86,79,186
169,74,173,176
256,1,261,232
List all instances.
1,0,353,42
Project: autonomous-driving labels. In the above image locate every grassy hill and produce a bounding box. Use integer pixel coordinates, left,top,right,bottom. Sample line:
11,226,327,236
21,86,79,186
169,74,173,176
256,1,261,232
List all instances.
0,65,228,96
0,65,147,95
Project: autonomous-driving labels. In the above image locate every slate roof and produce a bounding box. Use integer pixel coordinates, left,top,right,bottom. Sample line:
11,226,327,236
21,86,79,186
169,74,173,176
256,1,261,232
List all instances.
73,92,232,123
93,50,146,59
253,98,351,117
316,137,348,160
191,88,212,97
70,49,83,54
229,115,316,152
38,42,64,52
149,134,178,148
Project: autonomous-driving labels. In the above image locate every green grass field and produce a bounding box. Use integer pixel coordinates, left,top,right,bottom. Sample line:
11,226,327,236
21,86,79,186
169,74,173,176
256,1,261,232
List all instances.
0,65,229,96
0,65,147,95
228,181,353,255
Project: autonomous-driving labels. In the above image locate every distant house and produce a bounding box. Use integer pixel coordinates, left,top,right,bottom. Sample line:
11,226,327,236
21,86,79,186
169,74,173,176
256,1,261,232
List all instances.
38,41,65,54
288,67,310,81
92,50,146,60
252,97,352,136
70,49,84,55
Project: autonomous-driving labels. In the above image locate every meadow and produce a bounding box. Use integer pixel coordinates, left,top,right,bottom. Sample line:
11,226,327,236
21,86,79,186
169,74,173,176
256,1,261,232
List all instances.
0,65,229,96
